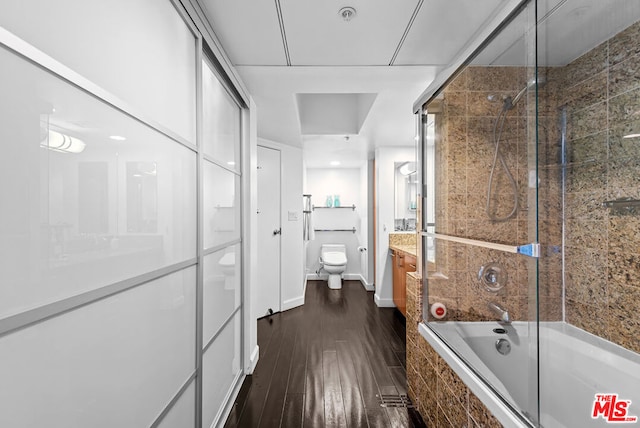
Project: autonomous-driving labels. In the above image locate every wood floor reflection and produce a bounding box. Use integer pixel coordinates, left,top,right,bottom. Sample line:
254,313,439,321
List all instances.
224,280,427,428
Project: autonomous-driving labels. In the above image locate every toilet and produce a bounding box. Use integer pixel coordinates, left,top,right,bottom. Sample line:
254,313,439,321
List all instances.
320,244,348,289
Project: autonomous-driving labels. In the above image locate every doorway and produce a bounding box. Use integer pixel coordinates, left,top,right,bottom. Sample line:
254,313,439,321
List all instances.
256,145,281,317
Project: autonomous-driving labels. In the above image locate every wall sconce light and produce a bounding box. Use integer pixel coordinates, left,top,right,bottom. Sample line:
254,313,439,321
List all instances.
41,130,86,154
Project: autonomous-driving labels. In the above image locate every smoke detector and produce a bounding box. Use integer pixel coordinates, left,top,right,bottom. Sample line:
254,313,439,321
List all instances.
339,7,356,22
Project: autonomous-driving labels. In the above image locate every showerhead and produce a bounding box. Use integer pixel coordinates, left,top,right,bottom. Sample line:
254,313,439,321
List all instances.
507,77,547,109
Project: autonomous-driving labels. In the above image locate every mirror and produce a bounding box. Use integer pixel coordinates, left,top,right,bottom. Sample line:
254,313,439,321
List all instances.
423,113,437,262
394,161,417,231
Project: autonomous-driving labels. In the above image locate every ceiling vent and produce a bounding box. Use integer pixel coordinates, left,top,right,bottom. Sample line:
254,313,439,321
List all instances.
338,7,356,22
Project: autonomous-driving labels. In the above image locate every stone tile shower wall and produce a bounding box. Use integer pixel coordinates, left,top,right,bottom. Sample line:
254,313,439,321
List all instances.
548,20,640,353
428,66,555,322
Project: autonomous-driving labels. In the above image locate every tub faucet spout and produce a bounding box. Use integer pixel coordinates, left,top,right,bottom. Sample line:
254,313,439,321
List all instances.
488,302,511,323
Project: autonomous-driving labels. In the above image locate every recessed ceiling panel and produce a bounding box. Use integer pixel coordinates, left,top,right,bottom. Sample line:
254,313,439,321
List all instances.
198,0,287,65
236,65,436,147
281,0,420,65
394,0,507,65
297,93,377,135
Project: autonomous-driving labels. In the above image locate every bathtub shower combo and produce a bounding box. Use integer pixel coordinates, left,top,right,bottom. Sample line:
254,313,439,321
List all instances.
416,1,640,427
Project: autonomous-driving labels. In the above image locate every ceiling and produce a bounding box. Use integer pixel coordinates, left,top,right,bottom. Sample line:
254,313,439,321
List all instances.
196,0,510,167
196,0,640,168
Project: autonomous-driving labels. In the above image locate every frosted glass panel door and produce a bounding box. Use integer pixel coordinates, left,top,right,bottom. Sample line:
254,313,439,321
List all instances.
202,312,242,428
200,53,244,427
0,268,196,428
157,381,196,428
0,44,197,319
202,59,241,172
203,162,241,249
203,244,242,344
0,0,197,141
0,0,247,426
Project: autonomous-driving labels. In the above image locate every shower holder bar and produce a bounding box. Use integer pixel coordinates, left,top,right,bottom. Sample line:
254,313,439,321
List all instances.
539,158,596,170
312,204,356,211
602,198,640,209
314,228,356,233
423,232,539,258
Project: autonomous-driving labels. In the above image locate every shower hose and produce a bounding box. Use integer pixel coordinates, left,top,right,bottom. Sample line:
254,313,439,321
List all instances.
486,103,519,222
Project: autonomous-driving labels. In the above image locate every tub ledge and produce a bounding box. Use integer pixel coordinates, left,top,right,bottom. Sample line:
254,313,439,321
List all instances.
418,322,533,428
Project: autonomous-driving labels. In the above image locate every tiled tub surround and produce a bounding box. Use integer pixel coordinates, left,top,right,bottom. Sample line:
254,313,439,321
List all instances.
406,274,502,428
408,282,640,428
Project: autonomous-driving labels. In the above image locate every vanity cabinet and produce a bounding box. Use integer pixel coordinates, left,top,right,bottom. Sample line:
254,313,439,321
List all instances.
391,249,416,317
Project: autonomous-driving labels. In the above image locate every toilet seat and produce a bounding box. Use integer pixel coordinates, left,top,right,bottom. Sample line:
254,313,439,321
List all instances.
323,251,347,266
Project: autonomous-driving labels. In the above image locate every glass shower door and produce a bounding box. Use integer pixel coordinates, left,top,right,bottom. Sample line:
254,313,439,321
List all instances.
536,1,640,427
419,0,541,424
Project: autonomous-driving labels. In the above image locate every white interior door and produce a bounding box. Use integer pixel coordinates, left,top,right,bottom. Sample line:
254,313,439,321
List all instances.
257,146,281,317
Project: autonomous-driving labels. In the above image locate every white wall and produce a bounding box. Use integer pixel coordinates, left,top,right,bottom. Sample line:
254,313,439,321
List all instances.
374,146,416,307
366,160,375,286
305,167,370,287
302,162,309,290
257,138,305,311
358,162,374,289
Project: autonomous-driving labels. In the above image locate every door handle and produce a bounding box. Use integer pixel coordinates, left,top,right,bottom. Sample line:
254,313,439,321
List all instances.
273,228,282,236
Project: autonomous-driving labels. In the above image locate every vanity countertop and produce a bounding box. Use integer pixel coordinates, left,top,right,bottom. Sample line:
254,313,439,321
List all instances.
389,244,418,258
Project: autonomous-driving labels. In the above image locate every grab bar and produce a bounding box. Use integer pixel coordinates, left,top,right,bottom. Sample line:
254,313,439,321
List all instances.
314,228,356,233
312,204,356,211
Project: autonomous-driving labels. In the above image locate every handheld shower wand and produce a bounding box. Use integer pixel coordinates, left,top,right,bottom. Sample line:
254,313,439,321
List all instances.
486,77,544,222
504,77,546,110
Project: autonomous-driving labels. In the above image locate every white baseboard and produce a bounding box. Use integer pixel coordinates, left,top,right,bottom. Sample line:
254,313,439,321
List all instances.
306,273,374,291
282,295,304,311
374,293,396,308
303,275,308,300
357,274,375,291
246,345,259,374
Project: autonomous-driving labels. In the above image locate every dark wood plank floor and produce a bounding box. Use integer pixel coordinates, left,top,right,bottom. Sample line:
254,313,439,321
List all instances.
224,280,427,428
